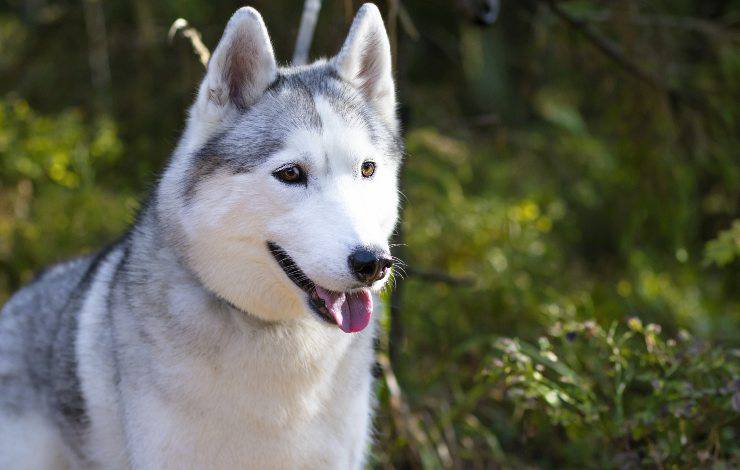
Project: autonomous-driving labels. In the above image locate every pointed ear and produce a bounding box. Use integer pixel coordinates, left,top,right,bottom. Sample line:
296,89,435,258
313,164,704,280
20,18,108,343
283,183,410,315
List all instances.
196,7,276,115
333,3,397,129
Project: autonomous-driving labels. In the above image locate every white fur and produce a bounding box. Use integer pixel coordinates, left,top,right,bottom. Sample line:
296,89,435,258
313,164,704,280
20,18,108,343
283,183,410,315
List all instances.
76,249,378,468
120,319,376,469
76,248,129,467
0,413,75,469
179,94,399,321
133,14,396,460
5,4,399,468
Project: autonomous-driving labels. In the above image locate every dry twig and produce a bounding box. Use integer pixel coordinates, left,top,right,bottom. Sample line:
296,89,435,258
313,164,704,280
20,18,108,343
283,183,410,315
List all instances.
168,18,210,68
376,352,429,465
293,0,322,65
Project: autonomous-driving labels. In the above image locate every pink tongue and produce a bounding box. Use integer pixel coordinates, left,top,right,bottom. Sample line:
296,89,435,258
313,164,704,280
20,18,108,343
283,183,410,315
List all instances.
314,287,373,333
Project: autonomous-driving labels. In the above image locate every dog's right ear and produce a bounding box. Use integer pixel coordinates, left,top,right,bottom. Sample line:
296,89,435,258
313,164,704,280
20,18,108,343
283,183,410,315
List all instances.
193,7,276,120
333,4,396,130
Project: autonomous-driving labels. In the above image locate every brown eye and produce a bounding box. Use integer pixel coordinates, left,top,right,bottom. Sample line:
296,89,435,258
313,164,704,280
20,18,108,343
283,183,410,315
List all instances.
273,165,306,184
361,161,376,178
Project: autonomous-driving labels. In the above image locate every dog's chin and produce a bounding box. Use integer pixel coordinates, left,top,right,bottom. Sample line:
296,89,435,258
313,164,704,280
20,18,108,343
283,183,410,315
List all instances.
267,242,376,333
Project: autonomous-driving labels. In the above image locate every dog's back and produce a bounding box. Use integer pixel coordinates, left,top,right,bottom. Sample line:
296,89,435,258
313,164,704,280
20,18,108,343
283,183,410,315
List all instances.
0,255,99,468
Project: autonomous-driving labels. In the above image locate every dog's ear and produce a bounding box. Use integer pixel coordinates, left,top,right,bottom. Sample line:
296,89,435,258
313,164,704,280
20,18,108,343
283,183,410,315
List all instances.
195,7,276,117
333,3,397,130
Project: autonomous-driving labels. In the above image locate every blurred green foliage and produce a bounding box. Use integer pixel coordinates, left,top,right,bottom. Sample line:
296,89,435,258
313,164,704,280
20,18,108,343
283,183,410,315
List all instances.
0,97,132,297
486,318,738,468
1,0,738,468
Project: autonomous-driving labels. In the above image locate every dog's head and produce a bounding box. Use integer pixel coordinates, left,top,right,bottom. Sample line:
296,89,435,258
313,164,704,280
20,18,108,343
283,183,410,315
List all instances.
158,4,401,332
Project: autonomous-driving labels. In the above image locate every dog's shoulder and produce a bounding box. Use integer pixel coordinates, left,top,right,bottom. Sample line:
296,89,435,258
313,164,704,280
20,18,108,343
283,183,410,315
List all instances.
0,247,118,442
0,255,93,352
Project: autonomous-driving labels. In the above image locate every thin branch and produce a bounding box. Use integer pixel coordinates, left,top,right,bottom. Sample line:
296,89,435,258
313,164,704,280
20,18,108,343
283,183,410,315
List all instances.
575,11,738,40
376,352,428,466
343,0,353,26
82,0,112,112
387,0,399,68
405,267,475,286
397,2,420,41
545,0,669,93
293,0,322,66
544,0,717,115
385,0,421,71
168,18,210,68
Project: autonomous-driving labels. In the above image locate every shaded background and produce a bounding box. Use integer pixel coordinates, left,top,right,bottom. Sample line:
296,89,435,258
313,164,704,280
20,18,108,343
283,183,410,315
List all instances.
1,0,738,467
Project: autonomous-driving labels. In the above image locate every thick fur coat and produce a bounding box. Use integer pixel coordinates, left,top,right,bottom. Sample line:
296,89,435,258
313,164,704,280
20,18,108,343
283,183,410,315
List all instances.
0,4,401,468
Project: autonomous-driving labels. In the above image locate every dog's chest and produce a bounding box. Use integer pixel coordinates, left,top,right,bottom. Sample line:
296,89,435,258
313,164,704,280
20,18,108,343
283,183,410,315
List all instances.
126,321,376,469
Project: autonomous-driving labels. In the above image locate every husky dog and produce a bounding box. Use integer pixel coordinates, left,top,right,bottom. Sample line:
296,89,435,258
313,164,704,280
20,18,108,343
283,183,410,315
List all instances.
0,4,401,468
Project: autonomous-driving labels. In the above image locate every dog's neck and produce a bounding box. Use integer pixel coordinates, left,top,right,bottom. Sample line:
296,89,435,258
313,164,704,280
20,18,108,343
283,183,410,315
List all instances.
83,212,377,467
123,202,372,375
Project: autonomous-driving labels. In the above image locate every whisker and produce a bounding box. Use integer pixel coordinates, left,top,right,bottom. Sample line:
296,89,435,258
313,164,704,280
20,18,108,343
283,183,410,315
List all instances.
391,259,407,268
391,267,406,281
396,189,409,203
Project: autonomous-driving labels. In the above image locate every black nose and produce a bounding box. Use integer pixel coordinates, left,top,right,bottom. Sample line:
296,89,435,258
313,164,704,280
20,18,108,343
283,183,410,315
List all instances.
348,248,393,285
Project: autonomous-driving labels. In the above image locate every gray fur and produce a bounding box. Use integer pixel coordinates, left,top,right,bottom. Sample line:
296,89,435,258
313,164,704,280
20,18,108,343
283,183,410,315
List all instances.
0,4,400,467
0,62,398,467
183,63,401,199
0,255,95,448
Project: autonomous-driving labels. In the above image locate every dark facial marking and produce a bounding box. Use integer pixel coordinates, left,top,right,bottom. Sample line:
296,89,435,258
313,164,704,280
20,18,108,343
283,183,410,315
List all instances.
183,62,403,200
183,131,283,200
266,242,335,325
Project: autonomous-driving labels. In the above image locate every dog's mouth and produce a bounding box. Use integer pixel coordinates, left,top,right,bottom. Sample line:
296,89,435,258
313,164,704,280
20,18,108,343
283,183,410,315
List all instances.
267,242,373,333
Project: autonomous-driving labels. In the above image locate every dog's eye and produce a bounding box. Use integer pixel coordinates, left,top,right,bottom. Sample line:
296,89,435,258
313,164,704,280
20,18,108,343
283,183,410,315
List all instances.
361,161,376,178
273,165,306,184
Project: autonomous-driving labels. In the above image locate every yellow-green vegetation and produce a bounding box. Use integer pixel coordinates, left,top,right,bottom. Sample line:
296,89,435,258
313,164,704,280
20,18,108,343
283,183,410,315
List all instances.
0,98,132,300
1,1,738,468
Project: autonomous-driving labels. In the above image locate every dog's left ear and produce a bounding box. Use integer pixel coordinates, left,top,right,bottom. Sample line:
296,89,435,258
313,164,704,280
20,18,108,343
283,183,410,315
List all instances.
333,3,397,130
194,7,276,121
